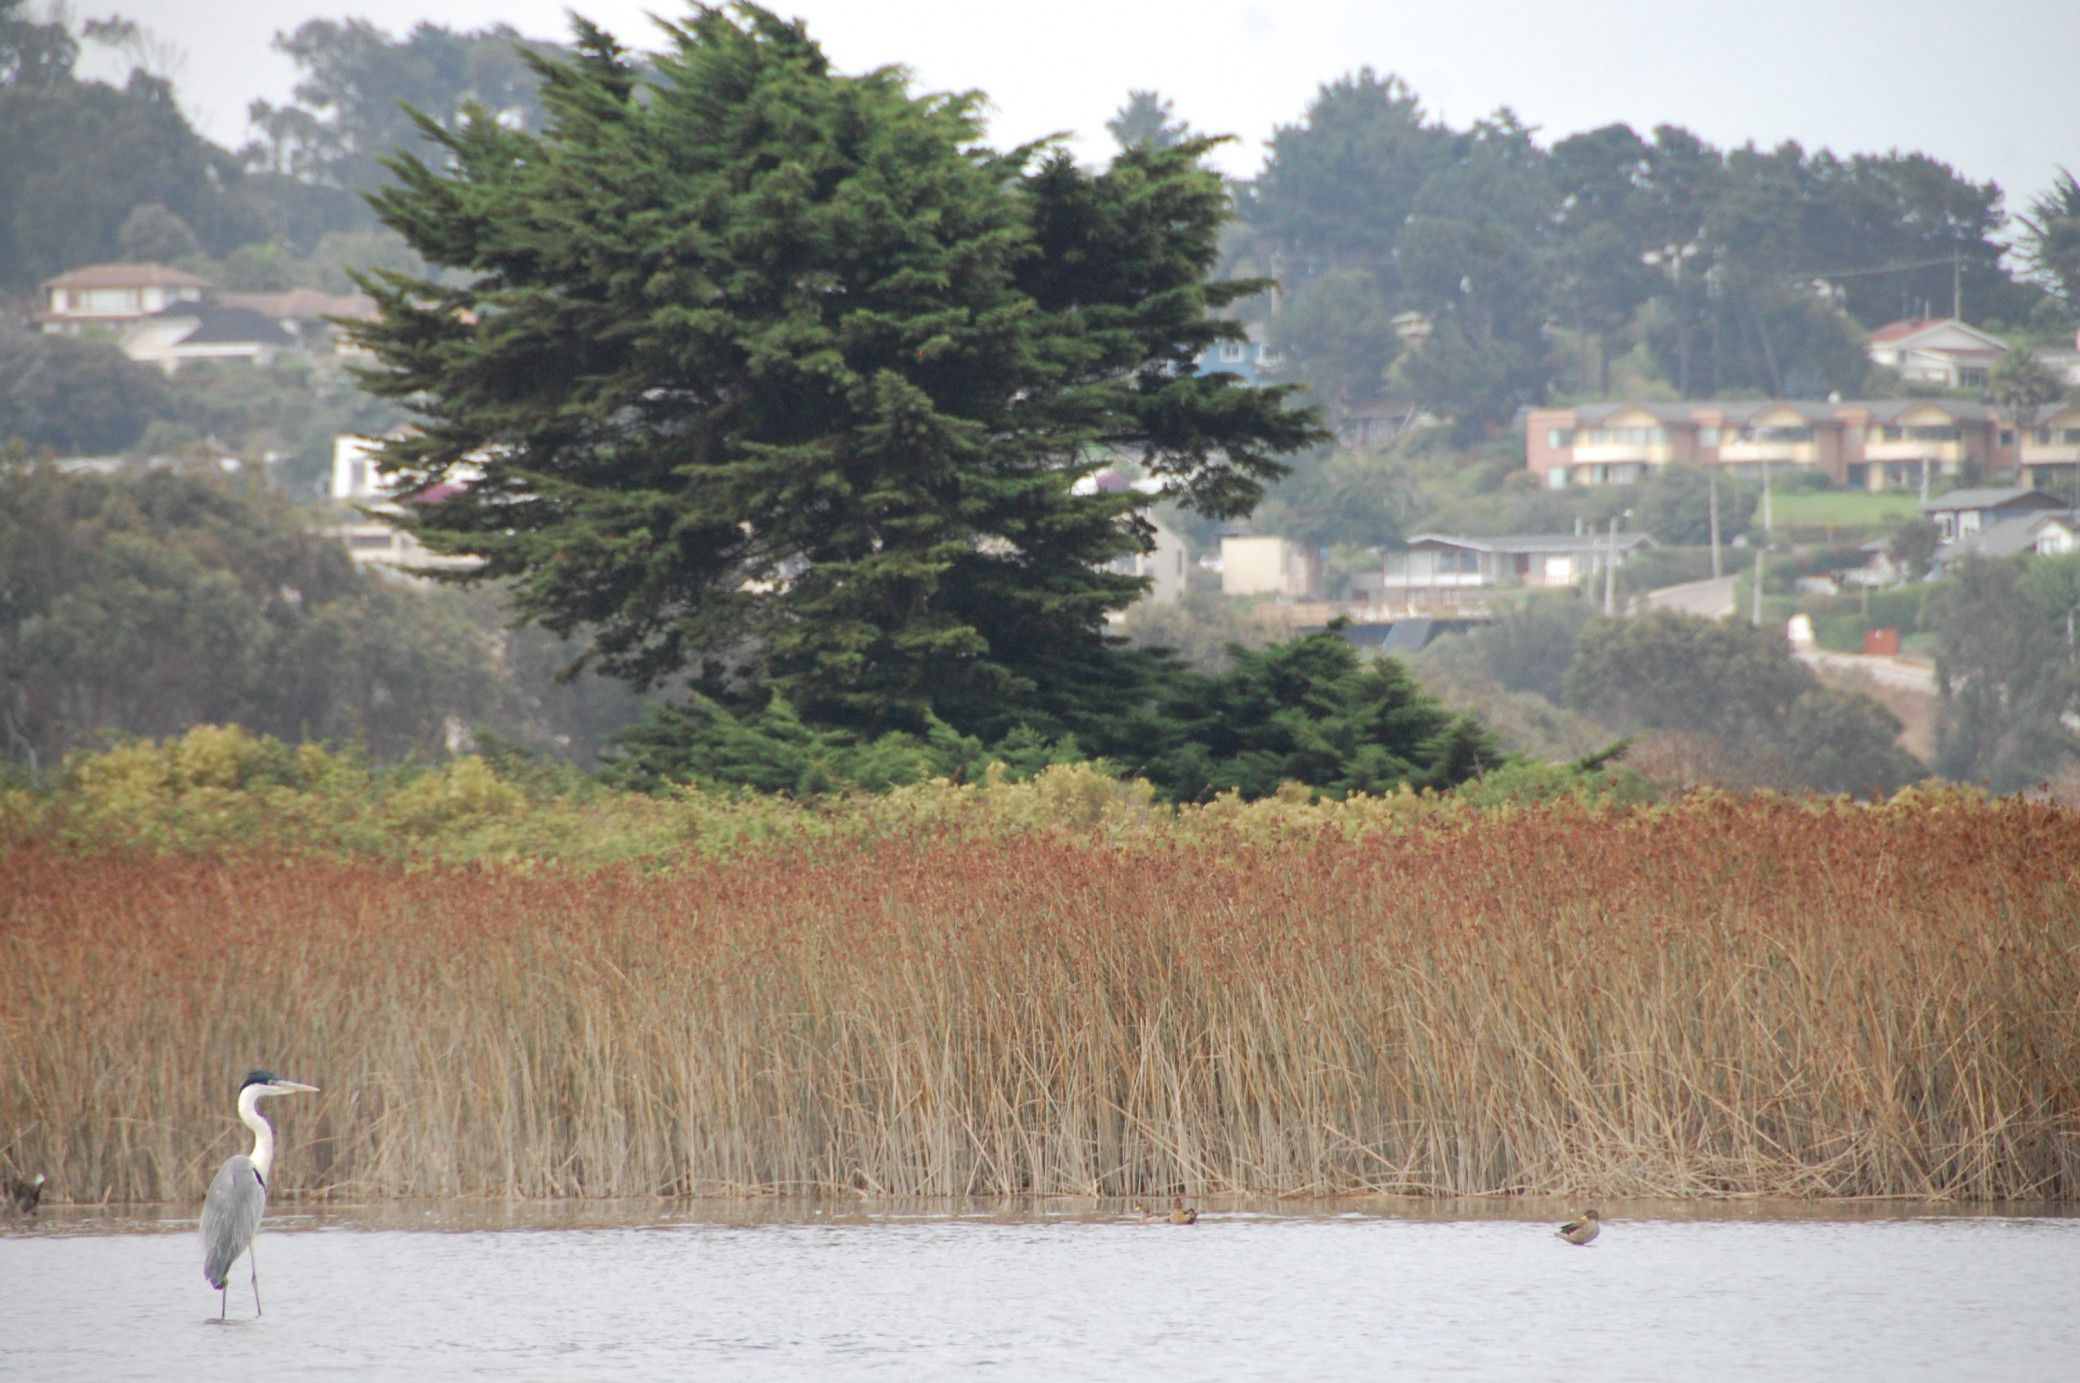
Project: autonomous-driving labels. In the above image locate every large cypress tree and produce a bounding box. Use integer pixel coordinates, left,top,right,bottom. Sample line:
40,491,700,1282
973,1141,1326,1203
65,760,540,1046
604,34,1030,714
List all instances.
352,5,1317,743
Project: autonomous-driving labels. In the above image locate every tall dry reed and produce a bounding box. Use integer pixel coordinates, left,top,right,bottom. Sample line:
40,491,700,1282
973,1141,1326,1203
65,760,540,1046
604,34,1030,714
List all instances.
4,795,2077,1203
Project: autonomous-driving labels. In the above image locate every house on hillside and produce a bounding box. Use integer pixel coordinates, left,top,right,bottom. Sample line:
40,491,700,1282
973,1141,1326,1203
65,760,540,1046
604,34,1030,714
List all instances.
1931,507,2080,567
327,432,480,574
1195,322,1283,385
1922,486,2064,544
1220,533,1319,600
36,262,207,334
121,301,297,373
1381,531,1654,598
2017,400,2080,494
2026,511,2080,557
1867,318,2008,390
35,262,376,370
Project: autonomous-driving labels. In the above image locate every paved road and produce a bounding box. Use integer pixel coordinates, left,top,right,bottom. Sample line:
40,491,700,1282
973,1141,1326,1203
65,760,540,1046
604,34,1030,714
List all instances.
1643,575,1741,619
1795,646,1938,694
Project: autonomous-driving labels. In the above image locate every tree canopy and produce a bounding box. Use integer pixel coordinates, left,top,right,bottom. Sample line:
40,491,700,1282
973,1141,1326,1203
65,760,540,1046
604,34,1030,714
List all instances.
0,6,265,289
353,5,1319,747
0,464,644,771
1564,610,1921,795
1234,77,2045,433
243,17,564,248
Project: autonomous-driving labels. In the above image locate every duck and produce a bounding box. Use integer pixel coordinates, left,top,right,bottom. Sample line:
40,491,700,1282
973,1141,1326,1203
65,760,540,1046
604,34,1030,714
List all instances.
1127,1195,1198,1224
1556,1208,1600,1245
5,1173,47,1215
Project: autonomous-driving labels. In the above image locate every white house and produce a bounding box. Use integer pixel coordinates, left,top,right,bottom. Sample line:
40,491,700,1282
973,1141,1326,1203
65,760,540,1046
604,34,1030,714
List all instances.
1382,532,1655,596
2030,512,2080,558
327,432,479,574
1111,516,1188,605
37,262,207,333
1867,318,2008,390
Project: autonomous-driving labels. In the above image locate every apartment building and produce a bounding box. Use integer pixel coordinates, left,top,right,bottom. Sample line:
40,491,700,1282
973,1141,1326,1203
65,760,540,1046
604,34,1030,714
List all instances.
1524,398,2060,492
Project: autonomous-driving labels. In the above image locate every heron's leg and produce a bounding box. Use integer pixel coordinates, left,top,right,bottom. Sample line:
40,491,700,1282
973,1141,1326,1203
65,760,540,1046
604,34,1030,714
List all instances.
219,1283,227,1321
251,1242,262,1317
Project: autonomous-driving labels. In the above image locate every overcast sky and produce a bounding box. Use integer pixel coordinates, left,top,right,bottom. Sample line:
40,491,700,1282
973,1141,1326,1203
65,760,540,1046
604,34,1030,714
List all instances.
81,0,2080,211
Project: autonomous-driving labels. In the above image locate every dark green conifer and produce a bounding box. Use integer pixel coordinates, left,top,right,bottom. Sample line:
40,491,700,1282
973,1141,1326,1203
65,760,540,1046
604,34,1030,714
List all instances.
351,5,1318,744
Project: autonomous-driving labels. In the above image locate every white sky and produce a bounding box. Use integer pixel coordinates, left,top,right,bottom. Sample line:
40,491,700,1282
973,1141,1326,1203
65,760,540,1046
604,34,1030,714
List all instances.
78,0,2080,212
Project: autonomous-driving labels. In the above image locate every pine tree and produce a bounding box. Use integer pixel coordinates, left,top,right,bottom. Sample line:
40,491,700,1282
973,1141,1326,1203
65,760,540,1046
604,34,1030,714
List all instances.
352,5,1318,744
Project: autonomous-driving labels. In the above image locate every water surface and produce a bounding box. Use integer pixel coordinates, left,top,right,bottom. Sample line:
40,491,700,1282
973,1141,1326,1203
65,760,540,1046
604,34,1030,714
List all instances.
4,1200,2075,1379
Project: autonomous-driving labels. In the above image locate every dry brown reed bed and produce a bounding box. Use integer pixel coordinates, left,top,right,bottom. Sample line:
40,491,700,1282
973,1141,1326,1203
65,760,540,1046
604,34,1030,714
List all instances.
5,795,2079,1204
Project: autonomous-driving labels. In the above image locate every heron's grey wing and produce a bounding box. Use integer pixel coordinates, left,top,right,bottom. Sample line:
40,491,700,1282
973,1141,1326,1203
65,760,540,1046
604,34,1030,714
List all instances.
201,1155,267,1287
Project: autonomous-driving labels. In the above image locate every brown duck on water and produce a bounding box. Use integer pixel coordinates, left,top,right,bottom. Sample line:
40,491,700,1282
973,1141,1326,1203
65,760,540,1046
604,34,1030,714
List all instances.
4,1173,46,1215
1556,1209,1601,1245
1129,1196,1199,1224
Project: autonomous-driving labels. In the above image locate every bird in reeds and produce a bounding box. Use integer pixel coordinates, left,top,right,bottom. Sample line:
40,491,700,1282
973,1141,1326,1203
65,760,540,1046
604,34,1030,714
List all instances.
201,1069,320,1319
1556,1209,1600,1245
5,1173,46,1215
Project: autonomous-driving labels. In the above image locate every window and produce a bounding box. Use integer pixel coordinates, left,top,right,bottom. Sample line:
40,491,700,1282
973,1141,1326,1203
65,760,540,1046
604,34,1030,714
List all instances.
1699,427,1720,446
1384,551,1409,576
1904,426,1959,442
1579,426,1664,447
1959,367,1989,388
1218,342,1245,363
1547,428,1575,449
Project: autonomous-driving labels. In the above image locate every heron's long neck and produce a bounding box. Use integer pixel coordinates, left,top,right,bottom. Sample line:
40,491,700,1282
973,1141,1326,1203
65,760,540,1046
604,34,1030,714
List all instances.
237,1086,276,1185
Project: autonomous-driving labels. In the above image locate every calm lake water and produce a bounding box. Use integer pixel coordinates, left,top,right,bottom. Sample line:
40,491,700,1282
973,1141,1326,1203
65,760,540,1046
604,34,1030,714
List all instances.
3,1200,2076,1380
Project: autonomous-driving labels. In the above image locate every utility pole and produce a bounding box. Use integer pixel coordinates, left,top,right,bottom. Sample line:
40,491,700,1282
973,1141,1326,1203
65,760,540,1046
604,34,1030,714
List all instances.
1952,251,1962,321
1761,459,1773,533
1752,545,1766,626
1603,513,1619,617
1708,470,1723,578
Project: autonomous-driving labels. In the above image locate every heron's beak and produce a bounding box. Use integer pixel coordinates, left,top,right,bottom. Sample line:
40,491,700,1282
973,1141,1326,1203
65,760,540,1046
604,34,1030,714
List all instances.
272,1080,320,1094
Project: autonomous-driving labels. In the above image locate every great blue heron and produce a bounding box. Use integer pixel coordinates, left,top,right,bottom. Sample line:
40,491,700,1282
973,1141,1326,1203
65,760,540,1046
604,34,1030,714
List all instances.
4,1173,46,1214
201,1070,318,1319
1557,1209,1601,1246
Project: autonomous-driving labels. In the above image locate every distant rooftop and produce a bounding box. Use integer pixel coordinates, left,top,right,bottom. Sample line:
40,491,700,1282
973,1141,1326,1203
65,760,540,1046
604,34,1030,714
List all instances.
1920,487,2064,514
43,261,209,291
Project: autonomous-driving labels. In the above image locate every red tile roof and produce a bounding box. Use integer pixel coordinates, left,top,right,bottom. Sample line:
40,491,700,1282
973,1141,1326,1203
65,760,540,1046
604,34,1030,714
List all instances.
42,262,210,290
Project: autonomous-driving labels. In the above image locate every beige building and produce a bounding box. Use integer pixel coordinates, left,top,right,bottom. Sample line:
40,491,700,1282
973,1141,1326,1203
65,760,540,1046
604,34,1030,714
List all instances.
1219,534,1319,600
1524,397,2059,493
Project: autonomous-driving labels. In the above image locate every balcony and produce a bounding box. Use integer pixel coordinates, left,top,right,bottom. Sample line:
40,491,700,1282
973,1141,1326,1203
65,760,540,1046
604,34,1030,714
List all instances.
1863,438,1969,463
1571,441,1678,464
1717,438,1818,464
2020,441,2080,465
